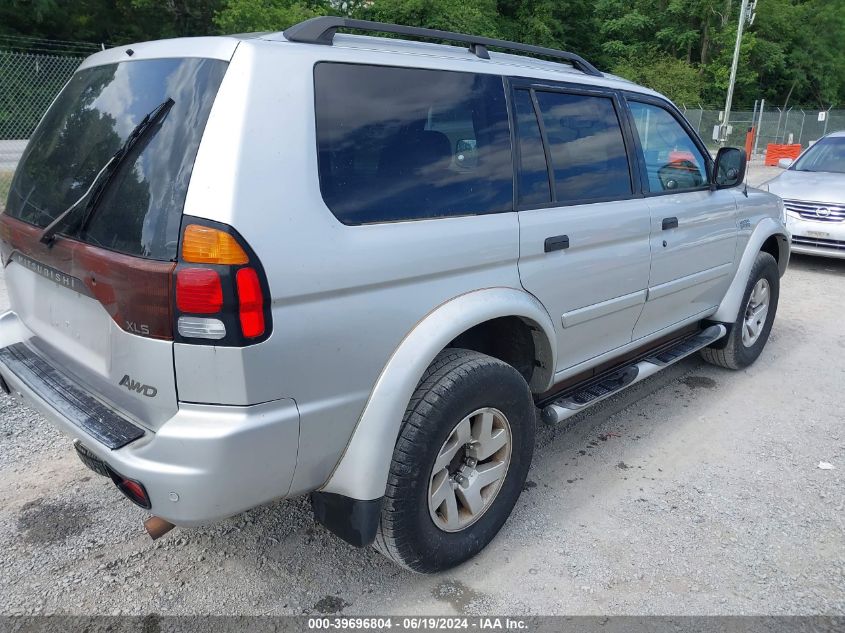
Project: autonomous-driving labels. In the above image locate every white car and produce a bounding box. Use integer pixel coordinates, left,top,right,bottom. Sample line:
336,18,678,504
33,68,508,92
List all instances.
765,130,845,259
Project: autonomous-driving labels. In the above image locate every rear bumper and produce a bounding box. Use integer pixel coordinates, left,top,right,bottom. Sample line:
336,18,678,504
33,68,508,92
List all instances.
0,311,300,526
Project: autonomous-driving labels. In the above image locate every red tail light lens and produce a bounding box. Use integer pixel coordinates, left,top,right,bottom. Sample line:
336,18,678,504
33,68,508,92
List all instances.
109,471,151,509
236,267,265,338
176,268,223,314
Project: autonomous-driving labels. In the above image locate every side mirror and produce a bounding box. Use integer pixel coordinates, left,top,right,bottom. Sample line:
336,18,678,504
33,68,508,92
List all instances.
713,147,746,189
777,158,794,169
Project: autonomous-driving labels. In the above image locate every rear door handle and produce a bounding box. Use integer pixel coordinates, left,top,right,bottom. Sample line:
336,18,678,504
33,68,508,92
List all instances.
544,235,570,252
662,217,679,230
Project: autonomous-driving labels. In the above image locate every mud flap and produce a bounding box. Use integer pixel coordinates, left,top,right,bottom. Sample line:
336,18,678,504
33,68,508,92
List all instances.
311,492,383,547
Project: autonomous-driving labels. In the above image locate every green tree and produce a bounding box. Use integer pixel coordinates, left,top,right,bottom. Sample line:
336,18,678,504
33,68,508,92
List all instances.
0,0,223,44
1,0,842,108
214,0,333,33
613,54,704,105
131,0,227,38
495,0,601,63
362,0,501,39
751,0,845,108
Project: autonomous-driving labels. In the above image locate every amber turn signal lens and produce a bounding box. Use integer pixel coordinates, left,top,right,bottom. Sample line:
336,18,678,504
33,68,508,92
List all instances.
181,224,249,265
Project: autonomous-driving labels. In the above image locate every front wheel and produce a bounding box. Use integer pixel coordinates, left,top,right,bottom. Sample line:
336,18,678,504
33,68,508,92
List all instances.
701,251,780,370
374,349,535,573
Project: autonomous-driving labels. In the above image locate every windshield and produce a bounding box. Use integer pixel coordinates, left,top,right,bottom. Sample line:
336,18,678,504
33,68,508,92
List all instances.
792,136,845,174
5,57,227,260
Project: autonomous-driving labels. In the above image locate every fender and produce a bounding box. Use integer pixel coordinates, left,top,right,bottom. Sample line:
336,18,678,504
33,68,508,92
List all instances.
320,287,556,501
711,217,789,323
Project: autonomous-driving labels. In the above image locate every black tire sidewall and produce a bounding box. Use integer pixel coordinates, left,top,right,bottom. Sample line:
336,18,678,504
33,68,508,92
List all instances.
732,253,779,367
391,358,534,572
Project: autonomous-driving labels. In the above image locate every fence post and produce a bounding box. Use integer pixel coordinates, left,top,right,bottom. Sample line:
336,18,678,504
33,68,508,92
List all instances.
780,106,792,143
822,105,833,136
747,100,758,158
753,98,764,158
798,110,806,145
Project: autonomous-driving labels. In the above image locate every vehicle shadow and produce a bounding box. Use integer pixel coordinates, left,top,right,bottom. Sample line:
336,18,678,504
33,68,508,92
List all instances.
788,252,845,274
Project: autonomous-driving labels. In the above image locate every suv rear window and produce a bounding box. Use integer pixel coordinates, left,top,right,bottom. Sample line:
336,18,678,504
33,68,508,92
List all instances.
5,57,227,260
315,63,513,224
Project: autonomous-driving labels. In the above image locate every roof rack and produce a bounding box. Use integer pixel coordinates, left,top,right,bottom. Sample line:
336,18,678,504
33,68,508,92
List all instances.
282,17,603,78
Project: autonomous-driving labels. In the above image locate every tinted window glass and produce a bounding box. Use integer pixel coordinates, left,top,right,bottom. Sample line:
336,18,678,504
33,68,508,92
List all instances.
535,91,632,203
629,101,707,192
513,90,551,205
315,63,513,224
6,58,227,260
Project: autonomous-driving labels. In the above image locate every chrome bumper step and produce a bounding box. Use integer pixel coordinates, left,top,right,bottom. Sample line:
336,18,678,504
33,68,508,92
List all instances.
0,343,144,449
541,324,726,426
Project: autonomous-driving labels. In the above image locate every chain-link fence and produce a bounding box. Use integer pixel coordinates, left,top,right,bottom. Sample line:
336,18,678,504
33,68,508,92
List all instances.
0,38,95,210
681,105,845,158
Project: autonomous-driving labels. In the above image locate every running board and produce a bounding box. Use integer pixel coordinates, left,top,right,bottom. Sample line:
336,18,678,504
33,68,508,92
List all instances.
541,324,726,426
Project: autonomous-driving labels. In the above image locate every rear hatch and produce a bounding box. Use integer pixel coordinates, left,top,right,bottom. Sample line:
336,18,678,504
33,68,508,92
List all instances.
1,48,231,431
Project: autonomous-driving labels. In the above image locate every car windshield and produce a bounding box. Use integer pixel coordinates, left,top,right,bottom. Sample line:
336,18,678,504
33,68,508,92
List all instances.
792,136,845,174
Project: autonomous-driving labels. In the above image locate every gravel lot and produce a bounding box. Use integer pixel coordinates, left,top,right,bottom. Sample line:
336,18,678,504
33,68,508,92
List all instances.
1,166,843,616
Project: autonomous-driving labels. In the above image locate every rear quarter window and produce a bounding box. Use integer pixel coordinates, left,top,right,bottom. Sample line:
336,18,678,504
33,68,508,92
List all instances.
314,63,513,224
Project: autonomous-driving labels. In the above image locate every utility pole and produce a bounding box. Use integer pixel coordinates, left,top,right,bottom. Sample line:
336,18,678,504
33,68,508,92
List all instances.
720,0,756,147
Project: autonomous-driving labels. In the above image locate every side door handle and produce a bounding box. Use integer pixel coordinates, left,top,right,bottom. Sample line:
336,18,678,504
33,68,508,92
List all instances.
662,217,679,230
544,235,570,253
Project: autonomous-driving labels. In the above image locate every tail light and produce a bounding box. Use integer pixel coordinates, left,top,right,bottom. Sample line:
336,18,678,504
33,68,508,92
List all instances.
109,470,151,509
235,267,265,338
182,224,248,265
173,217,271,346
176,268,223,314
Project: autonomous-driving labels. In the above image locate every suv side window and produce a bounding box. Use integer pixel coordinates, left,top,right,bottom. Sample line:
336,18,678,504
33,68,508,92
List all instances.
533,90,632,204
628,101,707,193
314,63,513,224
513,89,551,205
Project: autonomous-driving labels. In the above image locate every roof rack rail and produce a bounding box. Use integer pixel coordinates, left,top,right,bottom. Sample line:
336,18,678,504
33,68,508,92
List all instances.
282,17,603,78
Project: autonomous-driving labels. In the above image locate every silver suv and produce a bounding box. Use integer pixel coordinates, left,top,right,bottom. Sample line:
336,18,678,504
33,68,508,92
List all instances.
0,18,789,572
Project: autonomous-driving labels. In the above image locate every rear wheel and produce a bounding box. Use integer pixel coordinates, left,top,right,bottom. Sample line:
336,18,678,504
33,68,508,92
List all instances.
701,251,779,370
374,349,535,573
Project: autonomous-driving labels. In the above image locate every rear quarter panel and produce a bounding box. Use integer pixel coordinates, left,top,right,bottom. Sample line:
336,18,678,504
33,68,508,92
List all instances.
177,40,523,494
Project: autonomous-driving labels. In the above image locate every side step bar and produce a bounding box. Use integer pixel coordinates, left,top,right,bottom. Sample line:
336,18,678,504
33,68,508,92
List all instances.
541,324,726,426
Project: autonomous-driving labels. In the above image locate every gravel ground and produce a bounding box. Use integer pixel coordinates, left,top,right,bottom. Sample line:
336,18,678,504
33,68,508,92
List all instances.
1,165,843,616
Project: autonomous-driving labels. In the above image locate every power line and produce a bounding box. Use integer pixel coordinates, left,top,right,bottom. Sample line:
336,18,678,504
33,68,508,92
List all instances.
0,34,102,49
0,35,105,55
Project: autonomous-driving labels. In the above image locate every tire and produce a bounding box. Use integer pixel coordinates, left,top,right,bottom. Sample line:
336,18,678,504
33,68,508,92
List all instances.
701,251,779,370
374,348,535,573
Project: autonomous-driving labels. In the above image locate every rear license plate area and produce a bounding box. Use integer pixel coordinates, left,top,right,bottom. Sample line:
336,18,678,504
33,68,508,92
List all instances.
73,440,111,478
